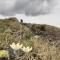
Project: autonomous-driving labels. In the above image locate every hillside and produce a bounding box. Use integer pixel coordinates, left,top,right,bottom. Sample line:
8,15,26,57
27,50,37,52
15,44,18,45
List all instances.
0,17,60,60
24,23,60,47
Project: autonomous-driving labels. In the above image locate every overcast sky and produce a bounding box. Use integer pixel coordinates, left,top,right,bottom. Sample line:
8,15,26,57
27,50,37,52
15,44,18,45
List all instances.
0,0,60,27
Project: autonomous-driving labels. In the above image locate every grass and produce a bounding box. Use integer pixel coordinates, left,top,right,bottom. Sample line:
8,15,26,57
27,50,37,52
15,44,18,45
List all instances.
28,36,60,60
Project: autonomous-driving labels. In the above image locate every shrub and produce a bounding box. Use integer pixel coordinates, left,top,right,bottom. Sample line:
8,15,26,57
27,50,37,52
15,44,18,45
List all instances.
31,24,46,35
40,25,46,31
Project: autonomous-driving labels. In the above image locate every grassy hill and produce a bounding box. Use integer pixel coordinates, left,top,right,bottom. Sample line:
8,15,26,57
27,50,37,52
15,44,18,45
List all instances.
0,17,60,60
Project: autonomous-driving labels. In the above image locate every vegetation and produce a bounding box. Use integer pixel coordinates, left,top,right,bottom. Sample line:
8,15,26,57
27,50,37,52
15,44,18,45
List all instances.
0,17,60,60
31,24,46,31
0,50,9,57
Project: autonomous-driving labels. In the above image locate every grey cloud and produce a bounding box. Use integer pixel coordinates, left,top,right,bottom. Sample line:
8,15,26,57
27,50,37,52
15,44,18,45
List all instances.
0,0,57,16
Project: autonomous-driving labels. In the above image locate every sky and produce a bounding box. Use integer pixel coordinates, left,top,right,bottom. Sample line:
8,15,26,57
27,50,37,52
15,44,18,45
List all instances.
0,0,60,27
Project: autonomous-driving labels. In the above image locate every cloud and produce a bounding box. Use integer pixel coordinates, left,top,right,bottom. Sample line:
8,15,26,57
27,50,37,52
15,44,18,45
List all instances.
0,0,58,16
0,0,16,15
